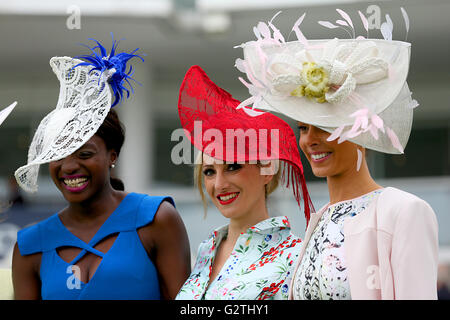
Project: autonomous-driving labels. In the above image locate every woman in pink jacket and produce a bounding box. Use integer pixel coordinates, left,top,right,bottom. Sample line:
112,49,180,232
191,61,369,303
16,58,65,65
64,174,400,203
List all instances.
233,8,439,299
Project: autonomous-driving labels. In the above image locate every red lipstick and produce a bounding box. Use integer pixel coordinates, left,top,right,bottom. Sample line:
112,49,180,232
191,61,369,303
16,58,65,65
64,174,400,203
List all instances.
216,192,240,205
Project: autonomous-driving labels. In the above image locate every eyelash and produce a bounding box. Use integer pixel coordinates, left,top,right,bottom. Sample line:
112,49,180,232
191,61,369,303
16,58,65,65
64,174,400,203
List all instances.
202,164,242,176
227,164,242,171
78,151,94,158
298,125,308,132
202,168,215,176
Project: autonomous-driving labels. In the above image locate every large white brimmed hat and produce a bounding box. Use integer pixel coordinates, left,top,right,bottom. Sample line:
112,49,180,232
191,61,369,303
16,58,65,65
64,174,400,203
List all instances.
15,38,144,192
234,8,418,154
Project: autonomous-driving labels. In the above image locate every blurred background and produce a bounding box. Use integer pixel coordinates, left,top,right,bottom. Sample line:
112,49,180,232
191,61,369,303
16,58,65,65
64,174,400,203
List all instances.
0,0,449,299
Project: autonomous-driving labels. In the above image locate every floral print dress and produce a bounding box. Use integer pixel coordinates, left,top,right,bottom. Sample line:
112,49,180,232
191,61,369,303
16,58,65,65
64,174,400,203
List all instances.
176,216,301,300
292,189,383,300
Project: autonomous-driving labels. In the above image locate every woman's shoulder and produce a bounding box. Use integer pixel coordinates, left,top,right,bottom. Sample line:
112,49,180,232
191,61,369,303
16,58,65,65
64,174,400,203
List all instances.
17,213,60,256
377,187,434,212
376,187,437,229
124,192,175,209
132,192,176,228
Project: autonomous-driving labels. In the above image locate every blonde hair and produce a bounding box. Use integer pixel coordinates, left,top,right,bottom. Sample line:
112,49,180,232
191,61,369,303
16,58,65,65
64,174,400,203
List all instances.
194,152,281,218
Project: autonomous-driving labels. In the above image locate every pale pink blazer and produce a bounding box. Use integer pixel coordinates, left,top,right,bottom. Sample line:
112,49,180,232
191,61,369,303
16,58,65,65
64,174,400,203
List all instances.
289,187,439,300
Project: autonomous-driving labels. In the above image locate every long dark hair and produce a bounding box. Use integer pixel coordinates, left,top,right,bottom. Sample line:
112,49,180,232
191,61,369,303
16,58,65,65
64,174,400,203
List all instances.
95,109,126,191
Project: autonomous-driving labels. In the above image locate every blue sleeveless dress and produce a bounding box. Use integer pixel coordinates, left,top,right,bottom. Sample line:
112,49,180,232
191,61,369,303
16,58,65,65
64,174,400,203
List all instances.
17,193,173,300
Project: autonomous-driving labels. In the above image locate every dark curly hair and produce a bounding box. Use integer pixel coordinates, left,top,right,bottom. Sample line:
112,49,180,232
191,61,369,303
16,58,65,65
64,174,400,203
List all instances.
95,109,126,191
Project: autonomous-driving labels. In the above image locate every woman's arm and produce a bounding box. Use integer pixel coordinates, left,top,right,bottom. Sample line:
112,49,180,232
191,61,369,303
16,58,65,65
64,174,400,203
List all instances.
390,197,439,299
139,201,191,299
11,243,42,300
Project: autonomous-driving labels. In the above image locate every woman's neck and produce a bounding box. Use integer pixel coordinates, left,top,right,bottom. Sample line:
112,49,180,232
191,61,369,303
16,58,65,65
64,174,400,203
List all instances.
65,187,124,224
226,200,269,245
327,160,382,205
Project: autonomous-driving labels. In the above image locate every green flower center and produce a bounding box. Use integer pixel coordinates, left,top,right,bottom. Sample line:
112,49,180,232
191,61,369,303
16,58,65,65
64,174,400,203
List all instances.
291,62,330,103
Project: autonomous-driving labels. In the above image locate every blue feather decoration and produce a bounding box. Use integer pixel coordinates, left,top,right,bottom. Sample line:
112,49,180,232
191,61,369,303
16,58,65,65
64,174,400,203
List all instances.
73,34,145,107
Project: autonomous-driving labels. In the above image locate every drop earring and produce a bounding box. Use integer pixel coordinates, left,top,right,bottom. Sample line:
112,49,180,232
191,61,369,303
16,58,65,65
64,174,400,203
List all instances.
356,149,363,172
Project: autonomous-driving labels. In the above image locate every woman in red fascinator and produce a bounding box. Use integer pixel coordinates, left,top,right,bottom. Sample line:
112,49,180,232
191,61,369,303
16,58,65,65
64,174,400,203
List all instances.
175,66,314,300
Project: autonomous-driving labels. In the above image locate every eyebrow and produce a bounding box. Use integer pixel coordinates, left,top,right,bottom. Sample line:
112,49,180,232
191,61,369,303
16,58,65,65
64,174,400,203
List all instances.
79,142,98,150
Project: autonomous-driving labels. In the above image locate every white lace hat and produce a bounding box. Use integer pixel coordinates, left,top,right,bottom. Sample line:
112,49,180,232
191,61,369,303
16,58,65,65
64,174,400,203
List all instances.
0,102,17,127
15,38,143,192
234,9,418,154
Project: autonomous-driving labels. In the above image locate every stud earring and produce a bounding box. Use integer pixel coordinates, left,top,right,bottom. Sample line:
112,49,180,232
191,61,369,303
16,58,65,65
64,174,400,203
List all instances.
111,163,116,169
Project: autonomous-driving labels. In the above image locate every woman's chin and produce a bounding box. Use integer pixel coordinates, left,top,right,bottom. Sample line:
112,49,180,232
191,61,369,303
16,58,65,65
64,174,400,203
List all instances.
216,206,235,218
215,204,241,220
59,184,92,203
62,192,89,204
311,168,329,178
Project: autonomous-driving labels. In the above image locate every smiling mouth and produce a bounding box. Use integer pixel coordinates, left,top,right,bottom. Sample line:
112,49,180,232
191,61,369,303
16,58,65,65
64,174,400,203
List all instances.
61,176,89,192
217,192,239,205
311,152,332,162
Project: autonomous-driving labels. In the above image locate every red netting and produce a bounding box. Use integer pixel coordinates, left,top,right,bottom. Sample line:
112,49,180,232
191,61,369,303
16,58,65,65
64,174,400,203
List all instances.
178,65,314,226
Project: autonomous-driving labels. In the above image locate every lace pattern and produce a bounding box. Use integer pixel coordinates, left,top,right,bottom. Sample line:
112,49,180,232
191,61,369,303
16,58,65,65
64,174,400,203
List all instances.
15,57,112,192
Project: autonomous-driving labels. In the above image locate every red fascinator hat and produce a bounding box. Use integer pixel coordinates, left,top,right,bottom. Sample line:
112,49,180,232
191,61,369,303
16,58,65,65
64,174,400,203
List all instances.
178,65,314,226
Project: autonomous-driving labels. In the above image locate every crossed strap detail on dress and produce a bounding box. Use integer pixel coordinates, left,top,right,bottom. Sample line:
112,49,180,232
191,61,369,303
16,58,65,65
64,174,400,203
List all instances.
17,192,174,300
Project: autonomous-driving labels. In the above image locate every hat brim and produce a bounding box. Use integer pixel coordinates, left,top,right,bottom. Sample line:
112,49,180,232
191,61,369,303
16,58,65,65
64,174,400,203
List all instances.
320,83,414,154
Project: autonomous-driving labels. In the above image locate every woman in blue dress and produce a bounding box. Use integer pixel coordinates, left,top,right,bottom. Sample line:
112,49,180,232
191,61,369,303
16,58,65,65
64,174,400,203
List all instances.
11,38,191,300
